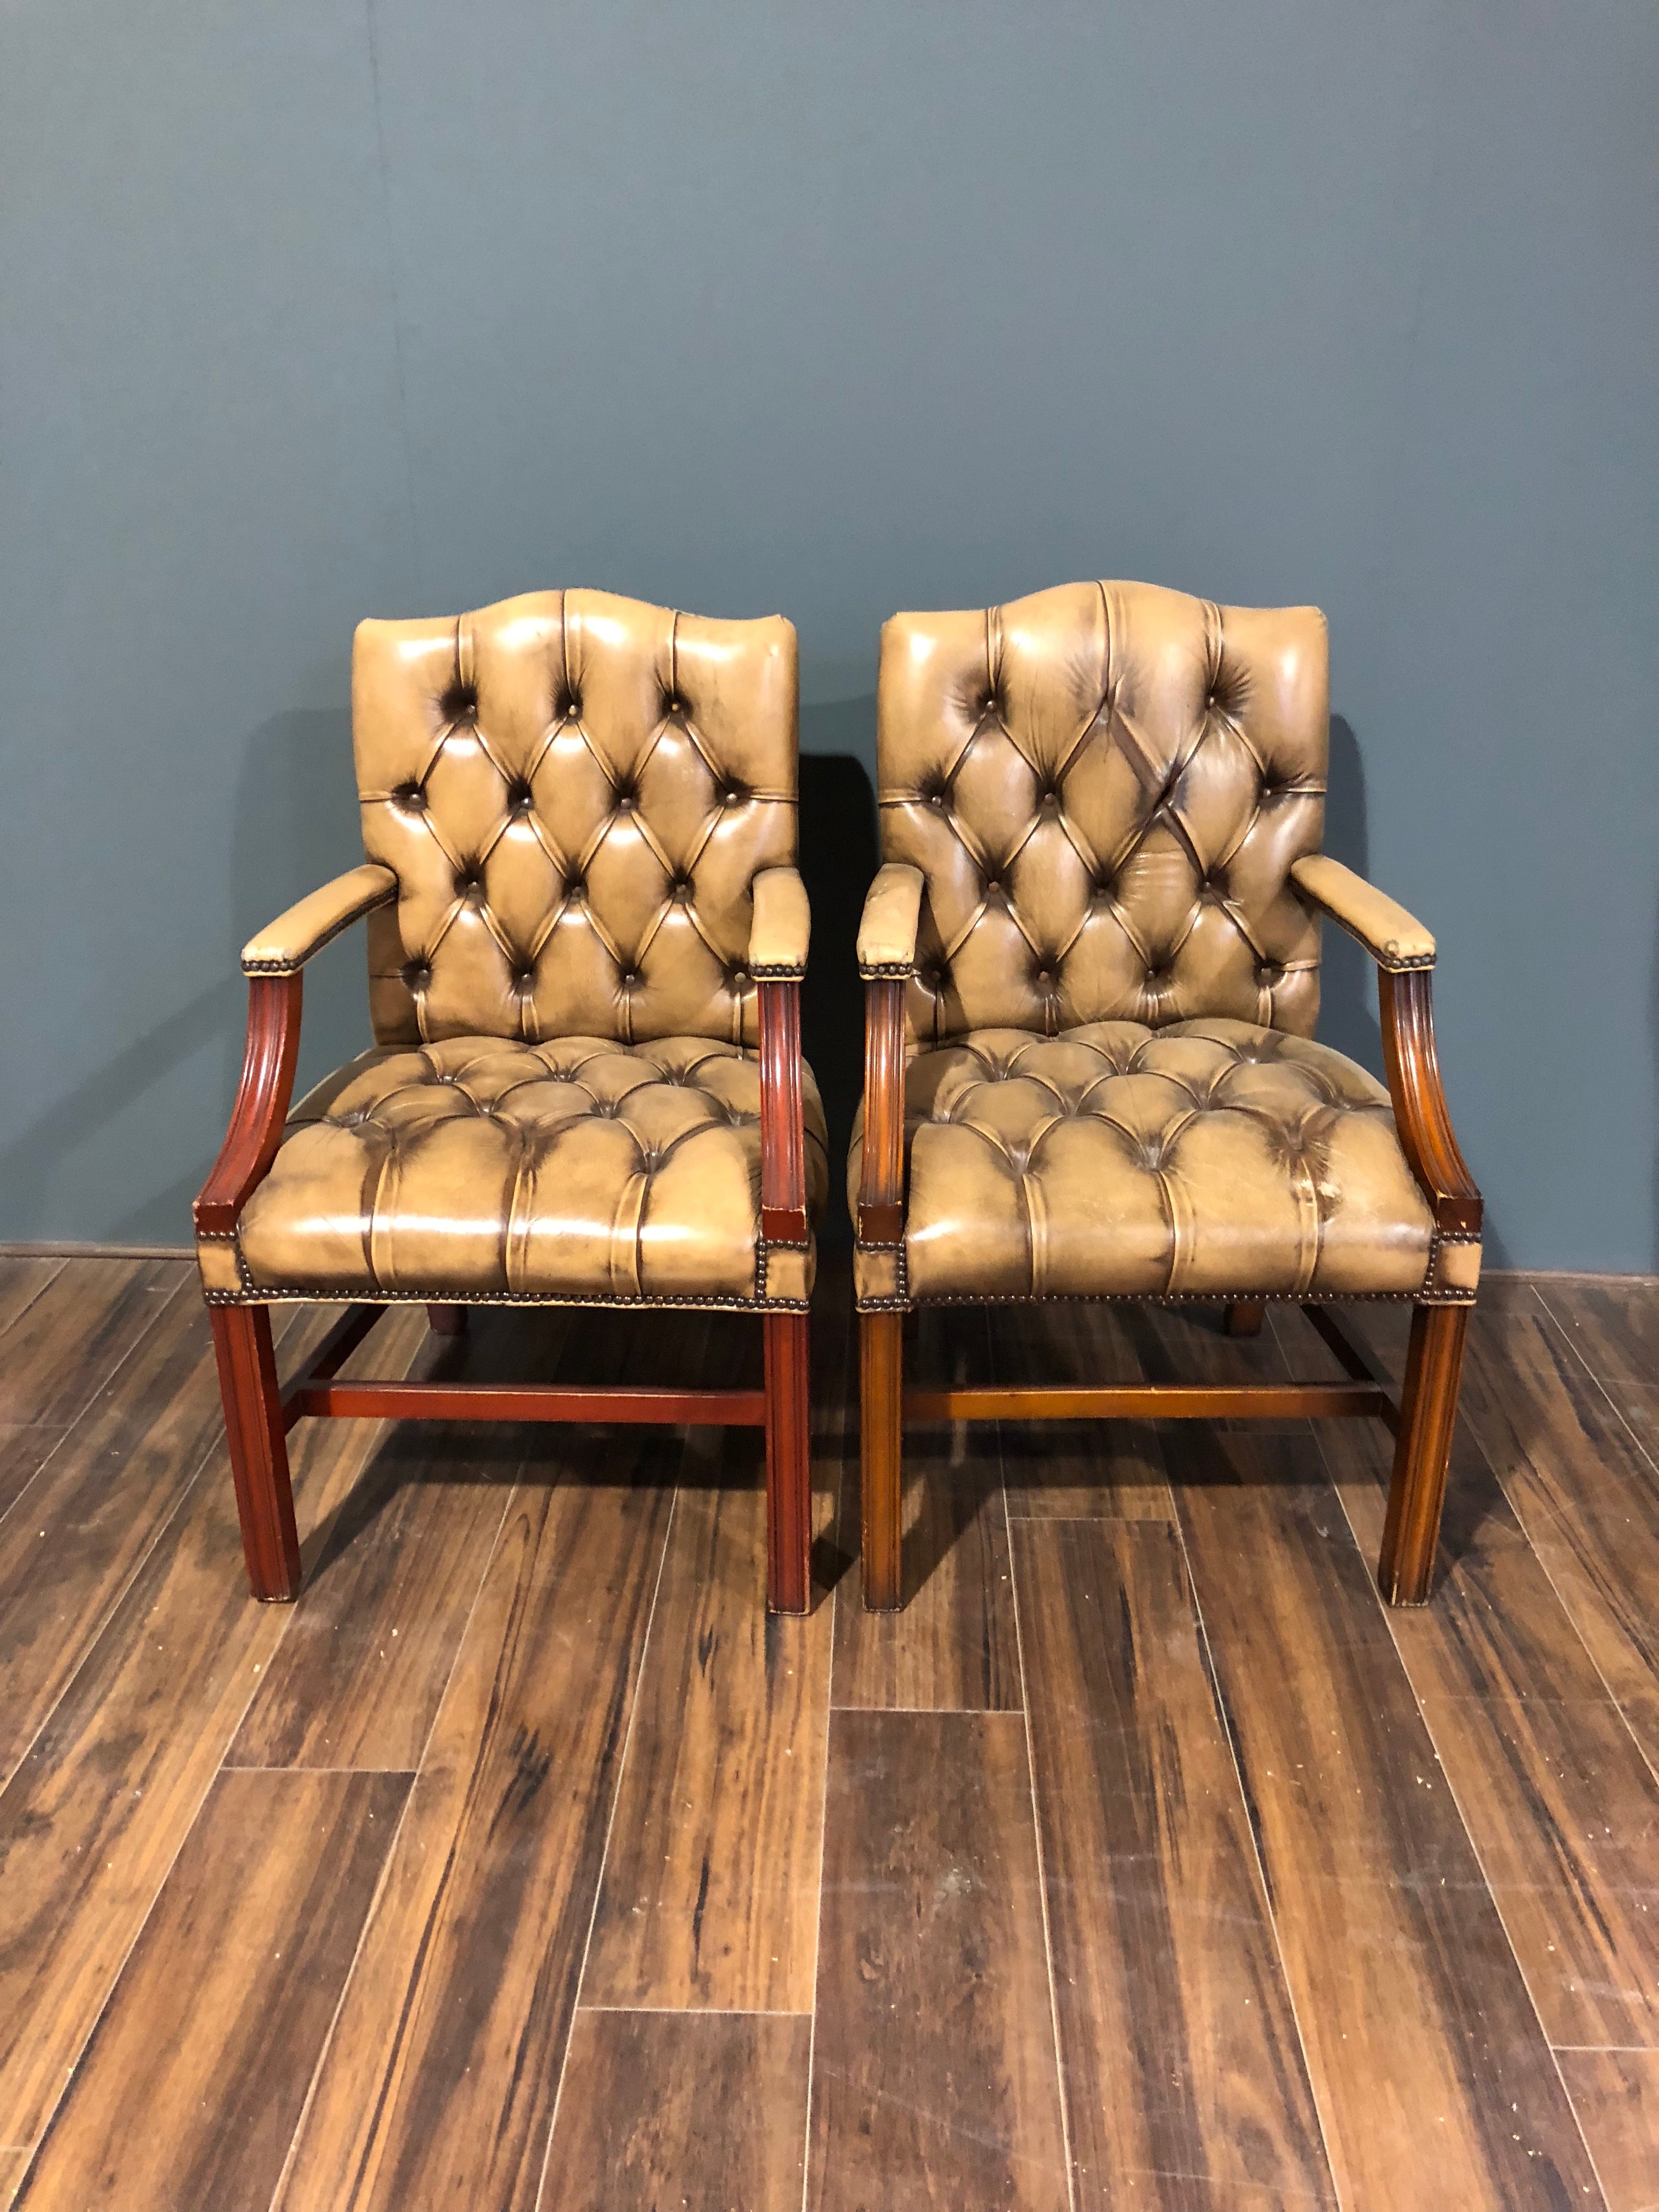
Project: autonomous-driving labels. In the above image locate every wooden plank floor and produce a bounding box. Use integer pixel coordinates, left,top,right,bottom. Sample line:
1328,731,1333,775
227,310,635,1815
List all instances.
0,1256,1655,2210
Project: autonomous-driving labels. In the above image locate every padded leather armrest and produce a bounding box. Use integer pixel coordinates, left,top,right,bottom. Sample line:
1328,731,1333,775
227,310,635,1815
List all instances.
748,866,811,979
857,864,926,978
241,864,398,976
1291,855,1435,972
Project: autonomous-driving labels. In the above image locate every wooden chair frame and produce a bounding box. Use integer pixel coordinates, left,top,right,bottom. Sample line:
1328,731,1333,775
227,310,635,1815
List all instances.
196,952,814,1615
856,962,1482,1610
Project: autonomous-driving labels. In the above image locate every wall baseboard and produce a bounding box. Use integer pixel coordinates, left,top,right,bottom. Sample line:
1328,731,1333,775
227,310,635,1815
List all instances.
0,1240,195,1261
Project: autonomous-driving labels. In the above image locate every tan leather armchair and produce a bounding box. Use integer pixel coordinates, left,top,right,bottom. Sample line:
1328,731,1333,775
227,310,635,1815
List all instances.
196,590,828,1612
851,580,1480,1609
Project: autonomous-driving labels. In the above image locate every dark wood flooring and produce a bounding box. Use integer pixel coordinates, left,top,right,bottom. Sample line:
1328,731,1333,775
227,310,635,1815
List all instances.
0,1255,1655,2210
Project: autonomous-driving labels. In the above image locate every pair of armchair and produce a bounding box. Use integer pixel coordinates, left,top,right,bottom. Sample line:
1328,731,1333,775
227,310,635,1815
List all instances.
196,582,1480,1620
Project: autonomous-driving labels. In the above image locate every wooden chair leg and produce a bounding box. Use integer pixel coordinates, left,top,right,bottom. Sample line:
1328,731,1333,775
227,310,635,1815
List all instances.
427,1304,467,1336
764,1311,811,1613
860,1311,904,1610
1378,1302,1470,1606
1226,1300,1264,1338
208,1305,301,1603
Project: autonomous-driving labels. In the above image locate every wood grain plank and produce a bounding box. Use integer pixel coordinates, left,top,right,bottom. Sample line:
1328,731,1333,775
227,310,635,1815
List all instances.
1556,2049,1659,2212
1455,1299,1659,1770
583,1475,831,2011
14,1767,407,2212
0,1258,65,1345
991,1302,1173,1520
0,2151,27,2210
1166,1415,1604,2209
1537,1279,1659,1389
0,1308,432,2148
806,1708,1070,2212
274,1441,676,2212
0,1434,67,1530
1615,1383,1659,1466
541,2011,811,2212
224,1310,571,1772
0,1259,182,1441
0,1295,314,1787
1014,1516,1334,2209
1294,1304,1659,2050
833,1308,1020,1711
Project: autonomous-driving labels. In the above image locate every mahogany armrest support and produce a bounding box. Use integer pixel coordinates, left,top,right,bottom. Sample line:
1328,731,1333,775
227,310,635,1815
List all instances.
1379,968,1482,1235
856,976,907,1248
199,867,397,1239
1293,857,1476,1233
1291,855,1435,973
748,865,811,979
194,972,303,1236
240,863,397,977
758,978,809,1244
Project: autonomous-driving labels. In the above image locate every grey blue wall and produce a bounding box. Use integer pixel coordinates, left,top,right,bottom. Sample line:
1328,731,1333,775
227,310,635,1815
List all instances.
3,0,1655,1266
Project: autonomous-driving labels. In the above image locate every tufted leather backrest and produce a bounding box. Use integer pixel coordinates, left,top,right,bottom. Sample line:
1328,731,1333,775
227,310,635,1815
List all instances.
878,580,1329,1047
353,591,797,1049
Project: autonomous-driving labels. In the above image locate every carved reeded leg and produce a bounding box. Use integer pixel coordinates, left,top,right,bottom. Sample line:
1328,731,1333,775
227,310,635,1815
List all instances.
860,1312,904,1610
427,1304,468,1336
208,1305,301,1603
1379,1302,1470,1606
1226,1300,1265,1338
764,1312,811,1614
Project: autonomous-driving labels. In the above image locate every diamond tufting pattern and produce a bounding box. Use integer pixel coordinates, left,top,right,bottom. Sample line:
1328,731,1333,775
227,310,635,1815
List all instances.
878,579,1329,1047
849,1019,1436,1303
239,1034,831,1306
354,590,797,1049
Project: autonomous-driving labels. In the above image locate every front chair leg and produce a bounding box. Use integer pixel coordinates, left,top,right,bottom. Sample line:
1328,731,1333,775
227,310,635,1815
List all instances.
208,1306,301,1602
427,1304,467,1336
764,1311,811,1613
860,1311,904,1610
1378,1302,1470,1606
1226,1300,1264,1338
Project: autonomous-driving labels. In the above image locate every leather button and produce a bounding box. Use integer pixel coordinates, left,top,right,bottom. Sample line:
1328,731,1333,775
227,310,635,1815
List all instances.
566,877,584,900
724,787,744,806
403,960,431,988
1037,968,1053,986
515,968,535,990
1041,789,1059,810
396,783,426,811
622,969,640,988
509,782,533,813
985,878,1001,895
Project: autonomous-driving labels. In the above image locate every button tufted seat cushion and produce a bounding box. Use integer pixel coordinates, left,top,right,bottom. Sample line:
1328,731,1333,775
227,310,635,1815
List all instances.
849,1019,1437,1304
234,1034,830,1307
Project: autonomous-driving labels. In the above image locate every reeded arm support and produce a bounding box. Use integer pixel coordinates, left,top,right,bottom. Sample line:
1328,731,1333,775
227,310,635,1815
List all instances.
199,868,397,1237
855,868,921,1249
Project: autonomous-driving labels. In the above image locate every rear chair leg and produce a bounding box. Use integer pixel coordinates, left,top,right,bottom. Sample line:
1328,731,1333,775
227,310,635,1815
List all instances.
1226,1300,1265,1338
764,1311,811,1613
208,1306,301,1602
1379,1302,1470,1606
860,1311,904,1610
427,1304,468,1336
